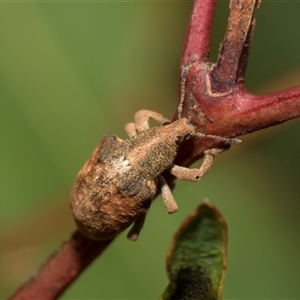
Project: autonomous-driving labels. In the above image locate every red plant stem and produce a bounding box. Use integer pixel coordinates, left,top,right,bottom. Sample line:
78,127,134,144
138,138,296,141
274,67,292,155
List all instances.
181,0,216,65
214,0,259,84
175,83,300,167
9,231,113,300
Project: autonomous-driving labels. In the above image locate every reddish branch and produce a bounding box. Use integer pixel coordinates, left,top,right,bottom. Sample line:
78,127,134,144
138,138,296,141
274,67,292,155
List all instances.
181,0,216,64
10,0,300,299
10,231,113,300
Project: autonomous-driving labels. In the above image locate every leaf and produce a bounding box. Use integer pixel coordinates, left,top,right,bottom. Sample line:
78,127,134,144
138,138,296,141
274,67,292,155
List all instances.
159,200,227,300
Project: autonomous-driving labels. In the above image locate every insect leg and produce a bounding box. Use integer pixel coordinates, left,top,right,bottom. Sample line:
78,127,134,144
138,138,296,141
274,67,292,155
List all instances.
127,212,147,241
169,148,225,182
134,110,170,132
158,175,178,214
197,148,225,178
124,122,137,138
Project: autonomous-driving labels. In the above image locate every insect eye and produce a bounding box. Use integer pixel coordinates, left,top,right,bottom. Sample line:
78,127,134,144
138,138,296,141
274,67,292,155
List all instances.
162,121,172,126
175,136,183,145
184,133,191,140
175,134,191,146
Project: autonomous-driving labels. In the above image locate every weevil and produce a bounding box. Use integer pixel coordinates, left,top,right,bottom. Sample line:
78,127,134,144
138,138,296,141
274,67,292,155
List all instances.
70,65,241,241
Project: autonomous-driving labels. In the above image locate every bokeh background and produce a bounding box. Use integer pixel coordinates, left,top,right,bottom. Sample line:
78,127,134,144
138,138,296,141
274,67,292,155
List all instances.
1,1,300,299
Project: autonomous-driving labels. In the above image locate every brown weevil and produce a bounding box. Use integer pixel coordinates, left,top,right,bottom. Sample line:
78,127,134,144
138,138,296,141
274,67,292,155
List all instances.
70,66,241,241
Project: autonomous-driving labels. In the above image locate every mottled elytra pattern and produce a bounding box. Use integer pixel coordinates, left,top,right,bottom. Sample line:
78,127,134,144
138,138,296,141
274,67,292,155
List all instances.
70,109,238,241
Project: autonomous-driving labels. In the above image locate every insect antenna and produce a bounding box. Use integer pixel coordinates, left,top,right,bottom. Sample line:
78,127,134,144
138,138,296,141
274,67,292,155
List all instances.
177,64,191,119
193,132,242,144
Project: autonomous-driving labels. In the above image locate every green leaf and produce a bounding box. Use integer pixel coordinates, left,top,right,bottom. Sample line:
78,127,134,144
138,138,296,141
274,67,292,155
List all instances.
159,200,227,300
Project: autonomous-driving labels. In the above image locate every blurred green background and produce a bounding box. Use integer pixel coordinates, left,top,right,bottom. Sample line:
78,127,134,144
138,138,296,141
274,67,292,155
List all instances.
1,1,300,299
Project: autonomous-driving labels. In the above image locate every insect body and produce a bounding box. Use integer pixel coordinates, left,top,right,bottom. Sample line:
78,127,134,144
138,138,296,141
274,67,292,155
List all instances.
70,110,240,241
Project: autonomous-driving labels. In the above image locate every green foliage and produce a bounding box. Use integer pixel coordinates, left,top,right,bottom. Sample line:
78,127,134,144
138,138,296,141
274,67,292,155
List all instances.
160,202,227,300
